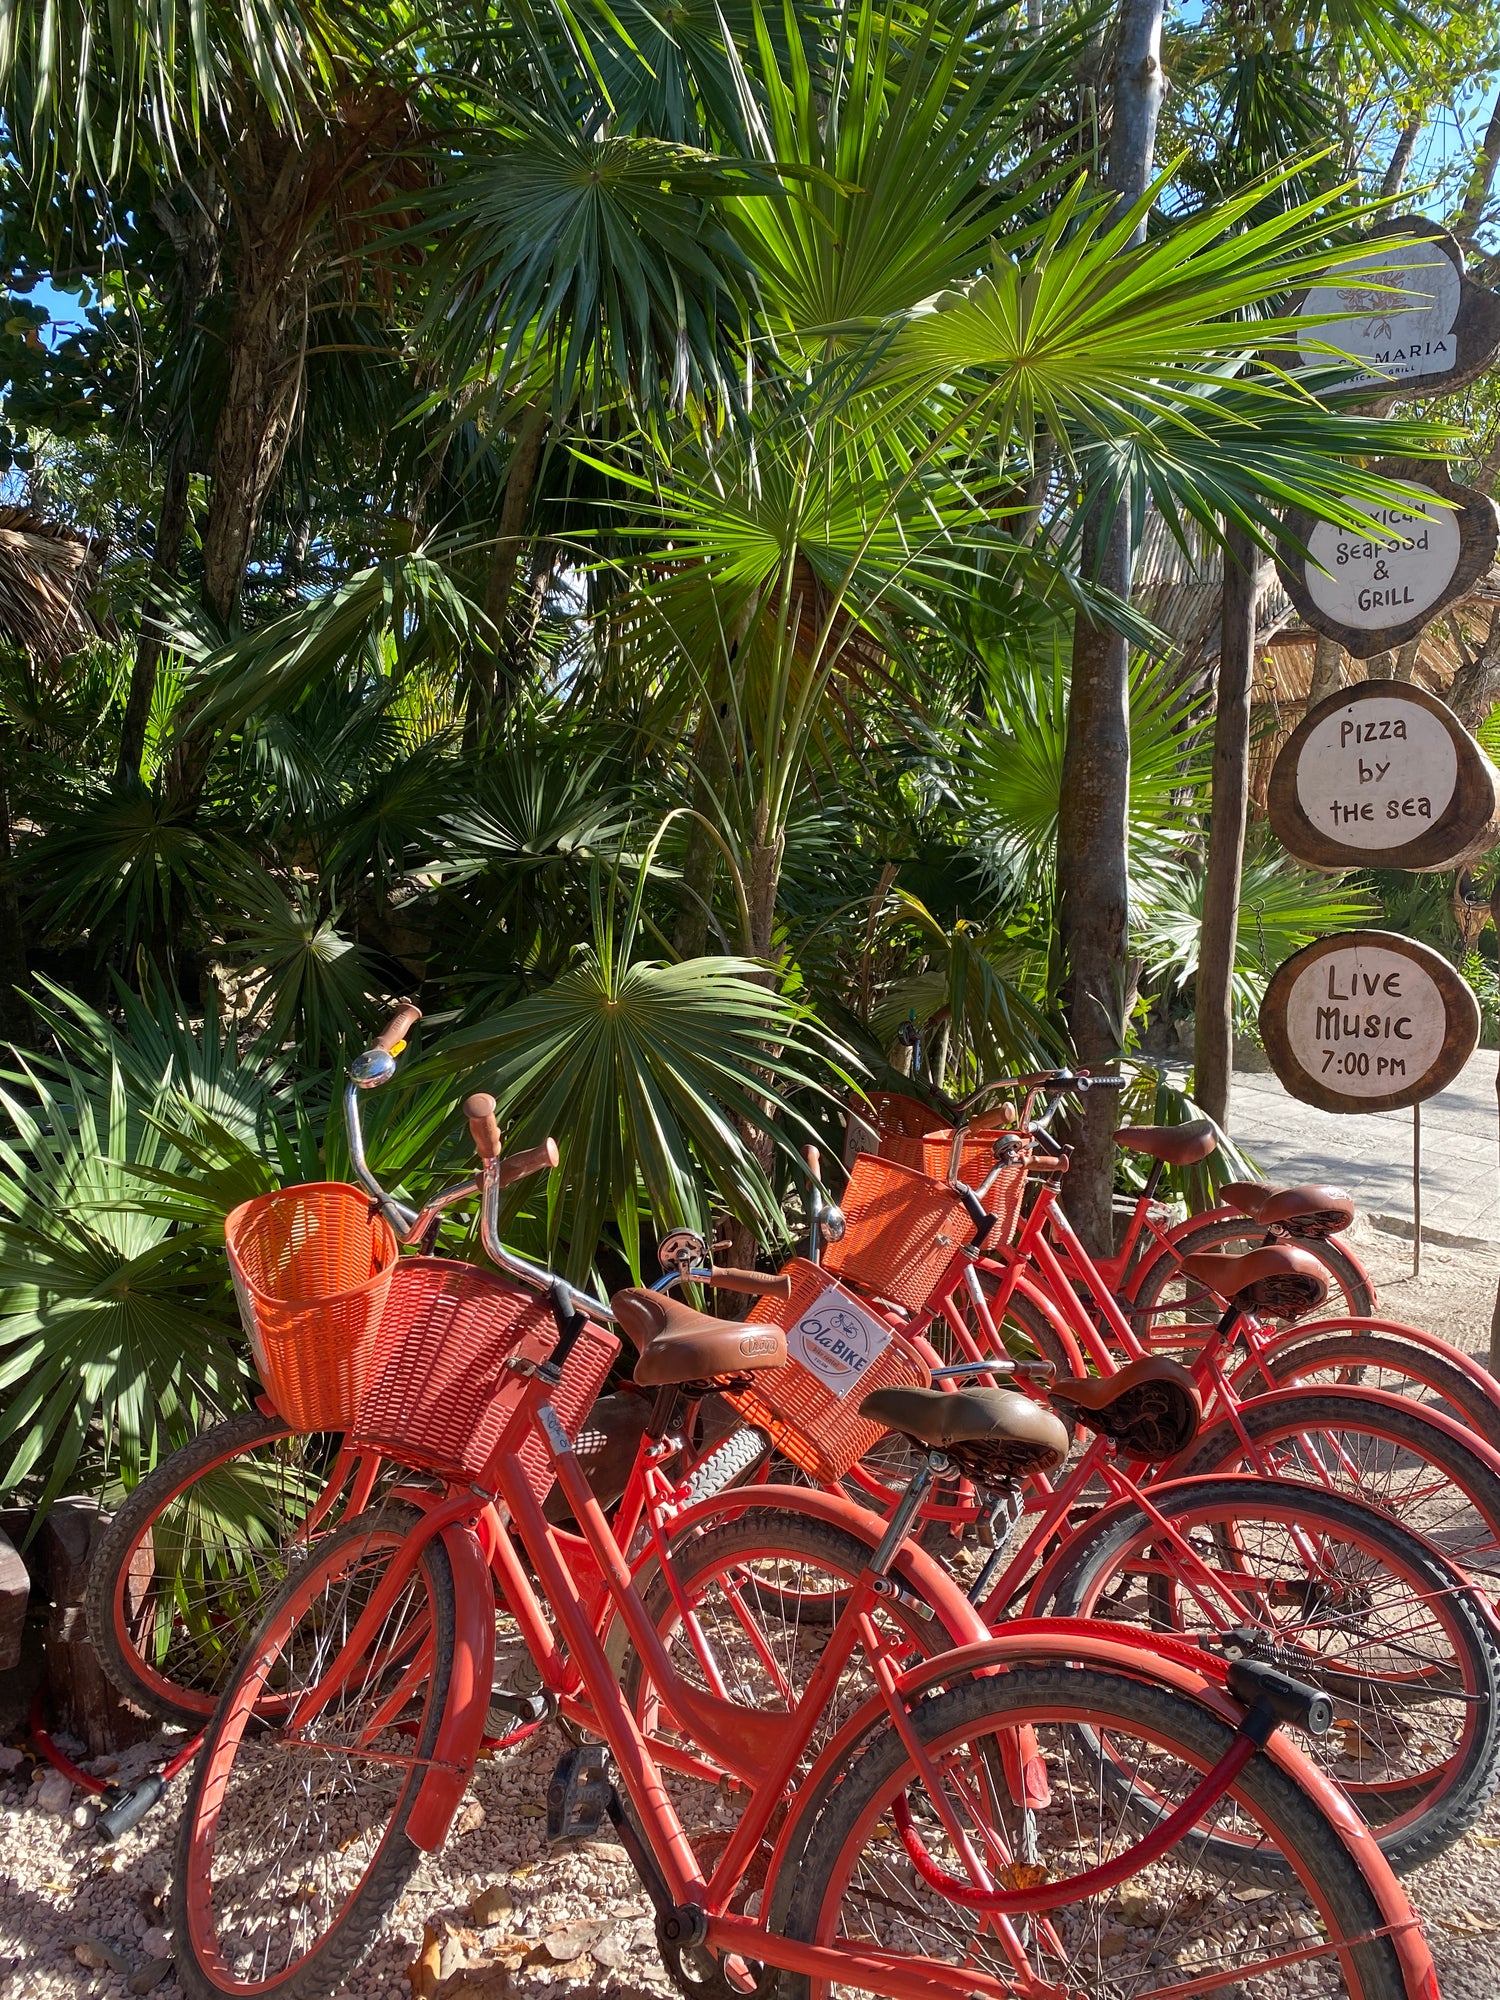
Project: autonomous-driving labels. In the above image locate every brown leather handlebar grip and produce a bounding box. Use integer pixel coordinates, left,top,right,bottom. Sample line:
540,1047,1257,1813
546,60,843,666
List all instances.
463,1092,502,1162
496,1138,560,1189
709,1267,794,1300
375,1005,422,1053
803,1144,821,1180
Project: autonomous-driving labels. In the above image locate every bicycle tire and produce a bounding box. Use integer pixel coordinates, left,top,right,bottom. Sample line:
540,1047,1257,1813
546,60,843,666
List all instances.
84,1411,342,1724
1244,1325,1500,1455
618,1510,958,1788
1128,1214,1375,1342
171,1499,455,2000
770,1661,1415,2000
1172,1387,1500,1591
1034,1474,1500,1872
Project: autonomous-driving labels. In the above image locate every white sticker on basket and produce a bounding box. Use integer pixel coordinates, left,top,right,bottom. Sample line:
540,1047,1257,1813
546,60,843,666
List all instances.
788,1286,893,1399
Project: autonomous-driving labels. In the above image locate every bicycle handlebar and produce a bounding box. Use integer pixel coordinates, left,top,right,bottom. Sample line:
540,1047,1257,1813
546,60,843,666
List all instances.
374,1004,422,1053
705,1266,794,1299
341,1024,611,1319
954,1068,1125,1119
463,1092,503,1162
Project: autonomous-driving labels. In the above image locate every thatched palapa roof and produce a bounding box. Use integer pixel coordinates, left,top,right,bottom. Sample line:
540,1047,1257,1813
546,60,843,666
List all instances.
0,508,104,661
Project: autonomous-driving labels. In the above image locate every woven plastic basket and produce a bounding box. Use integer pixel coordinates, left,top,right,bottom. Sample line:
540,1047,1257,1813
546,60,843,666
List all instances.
349,1259,619,1499
916,1131,1030,1244
727,1257,930,1482
868,1090,946,1170
225,1183,399,1430
821,1153,975,1312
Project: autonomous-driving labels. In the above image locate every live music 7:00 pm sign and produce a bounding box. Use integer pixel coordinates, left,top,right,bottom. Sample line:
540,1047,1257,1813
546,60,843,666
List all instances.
1258,932,1480,1115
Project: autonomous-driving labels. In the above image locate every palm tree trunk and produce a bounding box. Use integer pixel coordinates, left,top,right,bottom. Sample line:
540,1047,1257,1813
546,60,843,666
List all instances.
0,728,30,1046
169,127,311,810
1059,503,1133,1250
117,446,191,785
1381,115,1423,200
1193,524,1259,1130
1058,0,1166,1253
473,406,549,727
1307,633,1344,707
748,833,785,960
674,697,733,958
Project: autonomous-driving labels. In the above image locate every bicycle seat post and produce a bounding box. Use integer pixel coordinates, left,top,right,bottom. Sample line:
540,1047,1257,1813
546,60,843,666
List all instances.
868,1451,949,1575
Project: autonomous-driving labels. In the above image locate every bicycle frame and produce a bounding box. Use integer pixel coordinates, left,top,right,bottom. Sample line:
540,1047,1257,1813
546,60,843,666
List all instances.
280,1352,1357,2000
826,1174,1500,1632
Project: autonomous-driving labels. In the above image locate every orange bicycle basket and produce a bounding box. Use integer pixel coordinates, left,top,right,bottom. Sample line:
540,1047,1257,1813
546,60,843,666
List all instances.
821,1153,976,1312
349,1258,620,1500
917,1130,1030,1245
727,1257,930,1483
867,1090,944,1170
225,1183,399,1430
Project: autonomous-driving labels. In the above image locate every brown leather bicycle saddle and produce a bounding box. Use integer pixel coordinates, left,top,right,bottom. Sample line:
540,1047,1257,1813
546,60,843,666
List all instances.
611,1290,788,1387
1219,1181,1355,1240
1115,1120,1218,1166
1048,1355,1201,1459
1179,1244,1329,1319
858,1385,1070,1485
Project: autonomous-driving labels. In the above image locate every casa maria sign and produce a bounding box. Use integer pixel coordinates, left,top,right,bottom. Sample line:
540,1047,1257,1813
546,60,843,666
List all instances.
1291,219,1500,403
1273,464,1499,658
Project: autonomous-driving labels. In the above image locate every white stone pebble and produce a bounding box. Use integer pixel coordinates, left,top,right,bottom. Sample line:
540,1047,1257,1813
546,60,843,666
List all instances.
2,1708,1500,2000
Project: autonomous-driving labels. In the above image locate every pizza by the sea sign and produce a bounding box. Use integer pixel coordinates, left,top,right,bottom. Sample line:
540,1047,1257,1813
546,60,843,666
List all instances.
1258,932,1480,1115
1273,465,1499,658
1291,219,1500,402
1268,683,1498,873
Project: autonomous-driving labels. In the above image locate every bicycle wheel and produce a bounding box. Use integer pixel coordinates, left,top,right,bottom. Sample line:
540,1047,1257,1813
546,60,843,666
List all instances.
171,1500,455,2000
1241,1324,1500,1455
1035,1475,1500,1871
1128,1215,1375,1345
619,1510,960,1793
85,1412,355,1724
770,1662,1416,2000
1174,1387,1500,1591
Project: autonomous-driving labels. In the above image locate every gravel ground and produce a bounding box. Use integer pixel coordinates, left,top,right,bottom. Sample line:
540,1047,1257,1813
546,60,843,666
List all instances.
3,1210,1500,1999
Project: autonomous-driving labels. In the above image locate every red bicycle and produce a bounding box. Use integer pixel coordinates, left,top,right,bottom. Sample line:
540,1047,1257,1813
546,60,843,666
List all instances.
168,1100,1440,2000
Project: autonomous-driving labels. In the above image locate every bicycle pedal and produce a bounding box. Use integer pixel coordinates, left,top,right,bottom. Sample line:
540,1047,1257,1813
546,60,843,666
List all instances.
547,1744,613,1845
486,1687,551,1732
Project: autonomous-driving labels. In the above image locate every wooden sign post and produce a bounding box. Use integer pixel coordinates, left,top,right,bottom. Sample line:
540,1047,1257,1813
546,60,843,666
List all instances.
1274,465,1499,659
1258,931,1480,1117
1267,681,1499,873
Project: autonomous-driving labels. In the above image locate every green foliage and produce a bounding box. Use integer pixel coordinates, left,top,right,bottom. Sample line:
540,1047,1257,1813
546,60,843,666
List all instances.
434,869,855,1284
0,992,292,1507
1139,833,1379,1023
964,645,1209,908
0,0,1480,1510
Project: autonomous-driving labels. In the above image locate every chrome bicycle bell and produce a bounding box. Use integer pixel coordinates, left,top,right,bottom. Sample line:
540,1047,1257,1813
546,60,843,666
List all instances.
348,1048,397,1090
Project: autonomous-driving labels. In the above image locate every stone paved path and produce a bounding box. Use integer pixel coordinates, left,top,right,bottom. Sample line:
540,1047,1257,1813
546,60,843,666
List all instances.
1230,1047,1500,1247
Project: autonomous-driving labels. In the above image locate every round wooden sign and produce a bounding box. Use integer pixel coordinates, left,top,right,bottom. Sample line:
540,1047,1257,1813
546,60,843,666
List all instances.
1291,218,1500,403
1258,932,1479,1114
1267,682,1499,873
1274,463,1499,658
